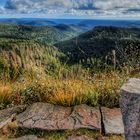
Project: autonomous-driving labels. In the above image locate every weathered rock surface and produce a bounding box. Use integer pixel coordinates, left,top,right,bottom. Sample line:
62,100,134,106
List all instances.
16,103,101,131
12,135,38,140
0,106,25,129
120,78,140,139
101,107,124,135
96,135,106,140
68,135,95,140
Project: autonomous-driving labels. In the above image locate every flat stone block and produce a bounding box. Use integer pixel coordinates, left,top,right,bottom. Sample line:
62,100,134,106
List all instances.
16,103,101,131
101,107,124,135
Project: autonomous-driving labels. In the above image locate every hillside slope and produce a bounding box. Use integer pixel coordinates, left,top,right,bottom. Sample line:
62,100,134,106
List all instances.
0,24,82,45
56,26,140,68
0,39,63,79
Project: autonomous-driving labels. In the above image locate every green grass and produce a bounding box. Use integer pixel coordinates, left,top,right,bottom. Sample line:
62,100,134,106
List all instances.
0,128,124,140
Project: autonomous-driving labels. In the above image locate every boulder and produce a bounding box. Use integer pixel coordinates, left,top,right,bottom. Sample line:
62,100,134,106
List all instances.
120,78,140,139
101,107,124,135
16,103,101,131
0,105,25,129
67,135,95,140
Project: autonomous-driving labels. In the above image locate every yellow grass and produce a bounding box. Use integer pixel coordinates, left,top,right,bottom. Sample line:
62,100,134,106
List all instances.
0,83,13,107
0,70,131,108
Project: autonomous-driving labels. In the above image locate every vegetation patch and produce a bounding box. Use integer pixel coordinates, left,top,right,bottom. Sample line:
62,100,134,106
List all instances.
0,128,124,140
0,26,139,109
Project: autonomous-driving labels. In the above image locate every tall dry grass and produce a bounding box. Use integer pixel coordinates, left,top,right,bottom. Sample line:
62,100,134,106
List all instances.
0,69,131,109
0,82,13,109
0,40,139,108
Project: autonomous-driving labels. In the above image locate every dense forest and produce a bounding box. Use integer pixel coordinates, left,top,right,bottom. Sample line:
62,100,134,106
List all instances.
0,24,83,45
56,26,140,69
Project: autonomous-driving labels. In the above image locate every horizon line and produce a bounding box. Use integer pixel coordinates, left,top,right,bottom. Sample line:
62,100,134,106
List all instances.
0,17,140,21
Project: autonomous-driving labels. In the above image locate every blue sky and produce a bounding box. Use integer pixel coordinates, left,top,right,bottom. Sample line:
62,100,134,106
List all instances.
0,0,140,19
0,0,7,6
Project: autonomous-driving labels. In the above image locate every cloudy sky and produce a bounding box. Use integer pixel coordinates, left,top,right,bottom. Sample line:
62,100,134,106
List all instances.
0,0,140,19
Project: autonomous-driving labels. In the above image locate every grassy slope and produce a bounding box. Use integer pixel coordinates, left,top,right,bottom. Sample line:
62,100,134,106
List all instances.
0,40,138,109
0,39,64,79
0,26,139,109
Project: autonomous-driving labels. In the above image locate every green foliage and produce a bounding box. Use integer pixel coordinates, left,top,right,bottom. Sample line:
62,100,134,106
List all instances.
0,24,81,45
86,91,99,106
3,128,123,140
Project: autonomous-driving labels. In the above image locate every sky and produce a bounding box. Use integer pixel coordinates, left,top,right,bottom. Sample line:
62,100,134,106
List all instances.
0,0,140,19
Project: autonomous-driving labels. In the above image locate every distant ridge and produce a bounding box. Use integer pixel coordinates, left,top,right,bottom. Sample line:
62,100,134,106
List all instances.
0,18,56,26
0,18,140,28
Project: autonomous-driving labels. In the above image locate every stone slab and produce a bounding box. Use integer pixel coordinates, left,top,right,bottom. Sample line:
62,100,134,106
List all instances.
101,107,124,135
16,103,101,131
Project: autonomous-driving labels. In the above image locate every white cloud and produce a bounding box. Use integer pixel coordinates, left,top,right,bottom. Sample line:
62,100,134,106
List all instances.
94,0,140,10
1,0,140,18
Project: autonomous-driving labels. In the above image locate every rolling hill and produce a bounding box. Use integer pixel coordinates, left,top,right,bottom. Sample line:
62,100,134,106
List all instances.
78,20,140,28
0,24,139,75
56,26,140,68
0,24,83,45
0,18,57,26
0,18,140,29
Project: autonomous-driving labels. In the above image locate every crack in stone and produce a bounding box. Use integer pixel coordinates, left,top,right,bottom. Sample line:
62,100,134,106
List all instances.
99,106,105,135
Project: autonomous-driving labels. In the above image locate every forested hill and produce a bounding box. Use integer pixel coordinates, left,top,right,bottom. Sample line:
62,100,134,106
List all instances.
56,26,140,68
0,24,83,45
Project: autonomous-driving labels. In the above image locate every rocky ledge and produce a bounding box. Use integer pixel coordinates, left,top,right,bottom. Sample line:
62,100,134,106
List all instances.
0,103,124,137
16,103,101,131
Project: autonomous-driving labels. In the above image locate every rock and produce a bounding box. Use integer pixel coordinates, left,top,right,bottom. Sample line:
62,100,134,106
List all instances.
101,107,124,135
16,103,101,131
96,135,106,140
0,106,26,129
67,135,95,140
1,124,11,135
120,78,140,139
12,135,38,140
